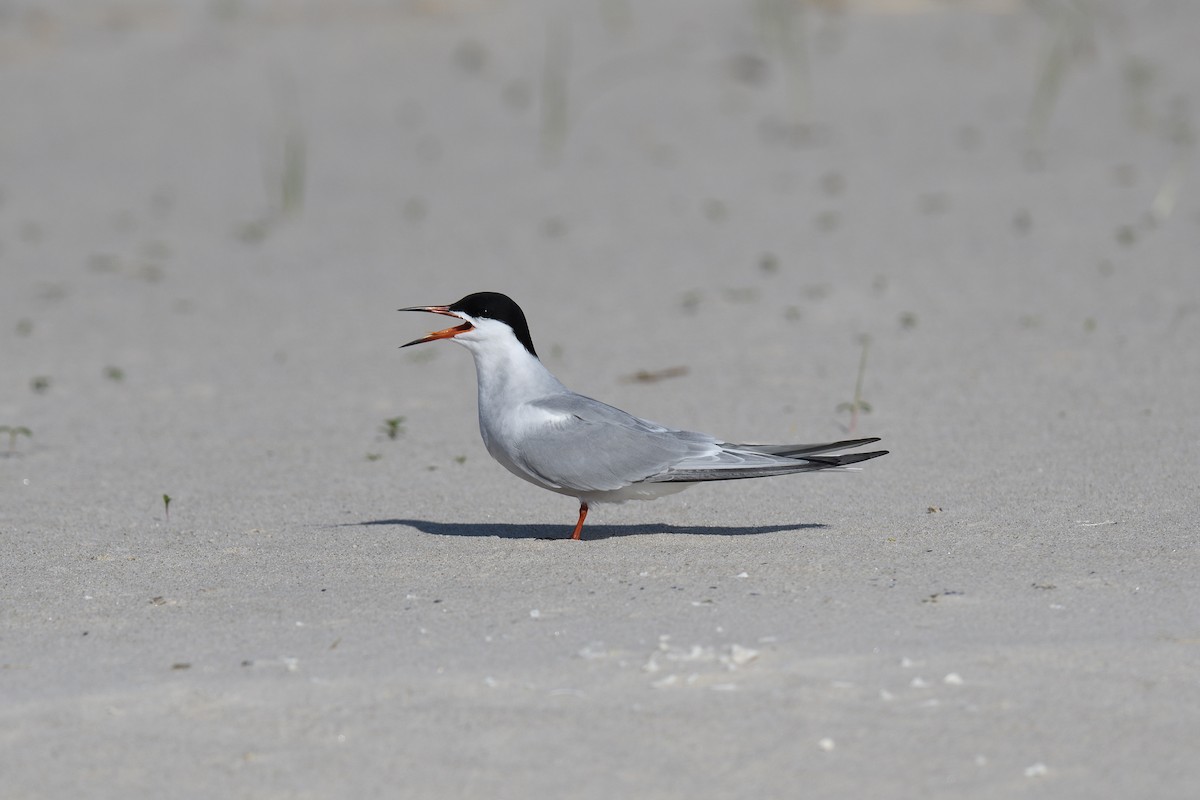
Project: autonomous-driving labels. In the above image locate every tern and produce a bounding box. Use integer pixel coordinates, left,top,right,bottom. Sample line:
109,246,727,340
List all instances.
401,292,887,540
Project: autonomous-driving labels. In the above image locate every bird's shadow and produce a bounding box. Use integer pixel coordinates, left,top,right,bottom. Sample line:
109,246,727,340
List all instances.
352,518,827,541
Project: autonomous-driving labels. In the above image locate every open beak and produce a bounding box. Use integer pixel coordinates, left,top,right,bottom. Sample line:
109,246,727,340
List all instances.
399,305,474,347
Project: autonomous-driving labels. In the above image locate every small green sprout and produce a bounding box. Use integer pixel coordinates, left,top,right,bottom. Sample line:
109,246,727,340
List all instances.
163,494,172,522
381,417,406,440
235,219,272,244
0,425,33,453
540,13,570,161
280,126,306,218
836,336,873,434
104,366,125,382
1027,1,1094,141
233,111,307,243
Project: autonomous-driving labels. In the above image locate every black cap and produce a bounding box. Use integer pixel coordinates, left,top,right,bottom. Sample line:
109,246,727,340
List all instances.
448,292,537,357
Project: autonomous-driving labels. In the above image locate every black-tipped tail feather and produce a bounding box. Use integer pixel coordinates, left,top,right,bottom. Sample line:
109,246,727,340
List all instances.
649,442,888,484
740,437,881,458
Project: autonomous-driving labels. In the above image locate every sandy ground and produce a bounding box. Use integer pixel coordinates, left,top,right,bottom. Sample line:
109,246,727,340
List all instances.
2,1,1199,797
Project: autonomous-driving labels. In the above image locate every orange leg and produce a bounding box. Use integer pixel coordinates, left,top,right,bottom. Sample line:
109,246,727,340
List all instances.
570,502,589,541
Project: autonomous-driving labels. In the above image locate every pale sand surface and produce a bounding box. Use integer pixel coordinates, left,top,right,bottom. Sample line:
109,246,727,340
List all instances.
2,1,1199,797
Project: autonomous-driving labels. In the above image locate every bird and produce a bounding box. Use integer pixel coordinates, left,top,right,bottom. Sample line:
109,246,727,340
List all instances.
400,291,887,540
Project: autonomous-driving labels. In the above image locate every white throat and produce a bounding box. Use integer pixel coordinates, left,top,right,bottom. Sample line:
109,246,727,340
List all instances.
451,318,568,457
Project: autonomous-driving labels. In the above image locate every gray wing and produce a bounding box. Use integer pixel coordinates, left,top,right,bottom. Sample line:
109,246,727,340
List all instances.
517,396,887,492
514,394,721,492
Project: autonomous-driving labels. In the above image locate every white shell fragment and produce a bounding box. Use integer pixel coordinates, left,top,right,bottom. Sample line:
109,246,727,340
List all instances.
726,644,760,668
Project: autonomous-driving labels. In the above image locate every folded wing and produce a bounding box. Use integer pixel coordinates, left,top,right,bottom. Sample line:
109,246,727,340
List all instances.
514,395,887,492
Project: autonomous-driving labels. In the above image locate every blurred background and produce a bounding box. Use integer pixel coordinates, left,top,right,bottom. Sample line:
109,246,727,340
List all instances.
2,0,1196,523
4,4,1199,796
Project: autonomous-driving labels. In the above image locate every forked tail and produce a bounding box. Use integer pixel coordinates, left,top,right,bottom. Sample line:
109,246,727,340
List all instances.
650,437,888,483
